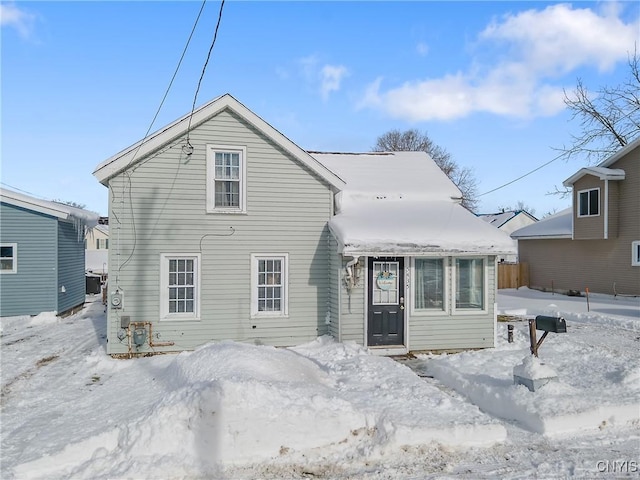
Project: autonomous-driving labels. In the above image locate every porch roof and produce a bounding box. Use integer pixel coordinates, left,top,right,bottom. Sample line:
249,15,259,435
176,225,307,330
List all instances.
328,200,517,256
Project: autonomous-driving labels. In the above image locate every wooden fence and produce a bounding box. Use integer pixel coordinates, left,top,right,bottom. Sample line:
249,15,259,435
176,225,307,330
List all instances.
498,262,529,289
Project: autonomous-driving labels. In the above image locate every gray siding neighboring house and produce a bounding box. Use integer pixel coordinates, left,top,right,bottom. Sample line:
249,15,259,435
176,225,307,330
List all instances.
511,137,640,296
94,94,515,356
0,189,99,317
477,210,537,263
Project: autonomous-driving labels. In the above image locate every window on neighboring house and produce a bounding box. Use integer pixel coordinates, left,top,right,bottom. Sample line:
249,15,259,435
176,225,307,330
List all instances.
0,244,17,274
206,145,247,213
251,254,288,317
632,241,640,267
414,258,445,311
96,238,109,249
455,258,486,311
160,253,200,320
578,188,600,217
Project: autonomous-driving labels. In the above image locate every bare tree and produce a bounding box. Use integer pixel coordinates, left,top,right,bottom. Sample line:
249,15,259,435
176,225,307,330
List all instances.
558,49,640,164
373,129,479,212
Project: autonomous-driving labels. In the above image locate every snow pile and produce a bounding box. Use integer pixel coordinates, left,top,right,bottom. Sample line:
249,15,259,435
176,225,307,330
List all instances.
2,289,640,479
423,289,640,436
7,329,504,480
512,355,557,379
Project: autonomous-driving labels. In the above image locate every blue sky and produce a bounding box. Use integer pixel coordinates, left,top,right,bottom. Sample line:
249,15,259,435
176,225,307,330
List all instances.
2,1,638,217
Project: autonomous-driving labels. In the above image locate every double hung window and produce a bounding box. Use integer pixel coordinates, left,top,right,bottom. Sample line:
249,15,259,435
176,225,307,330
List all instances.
251,254,288,317
160,253,200,320
578,188,599,217
206,145,246,213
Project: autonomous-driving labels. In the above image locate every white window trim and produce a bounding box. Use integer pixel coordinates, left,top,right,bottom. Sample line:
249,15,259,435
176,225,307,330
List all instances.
577,187,600,218
251,253,289,318
0,243,17,274
159,253,201,321
452,256,489,315
206,144,247,214
410,257,449,315
632,241,640,267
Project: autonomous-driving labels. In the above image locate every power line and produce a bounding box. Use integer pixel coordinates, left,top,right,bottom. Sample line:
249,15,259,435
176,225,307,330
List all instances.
185,0,226,146
478,153,563,197
124,0,207,169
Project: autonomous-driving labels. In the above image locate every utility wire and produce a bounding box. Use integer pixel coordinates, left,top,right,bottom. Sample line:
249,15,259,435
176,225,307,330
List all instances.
116,0,208,276
185,0,226,146
124,0,207,168
478,153,563,197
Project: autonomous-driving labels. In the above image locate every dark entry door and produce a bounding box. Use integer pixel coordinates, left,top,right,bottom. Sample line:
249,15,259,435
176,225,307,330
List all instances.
367,257,405,346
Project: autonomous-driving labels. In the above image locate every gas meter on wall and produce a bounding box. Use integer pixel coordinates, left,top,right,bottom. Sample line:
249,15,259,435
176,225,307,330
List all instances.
110,291,123,309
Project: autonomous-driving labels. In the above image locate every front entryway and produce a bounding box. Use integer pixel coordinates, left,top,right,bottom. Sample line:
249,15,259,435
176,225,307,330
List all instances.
367,257,405,346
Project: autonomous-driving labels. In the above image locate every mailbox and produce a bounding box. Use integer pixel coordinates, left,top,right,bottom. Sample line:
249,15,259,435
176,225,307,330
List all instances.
535,315,567,333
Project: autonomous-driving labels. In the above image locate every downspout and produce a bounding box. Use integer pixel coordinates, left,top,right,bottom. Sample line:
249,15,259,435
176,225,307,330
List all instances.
603,179,609,240
345,256,360,291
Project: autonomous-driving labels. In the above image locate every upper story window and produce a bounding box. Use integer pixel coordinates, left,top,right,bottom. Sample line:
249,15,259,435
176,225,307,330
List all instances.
206,145,247,213
578,188,600,217
0,243,17,274
96,238,109,249
632,241,640,267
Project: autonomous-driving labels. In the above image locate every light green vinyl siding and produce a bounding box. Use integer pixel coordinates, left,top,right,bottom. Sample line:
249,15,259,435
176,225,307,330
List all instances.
106,109,334,354
337,257,365,344
327,235,341,339
408,256,497,351
0,203,58,316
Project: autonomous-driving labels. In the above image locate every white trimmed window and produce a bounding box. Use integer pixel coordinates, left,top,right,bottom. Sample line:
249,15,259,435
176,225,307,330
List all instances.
578,188,600,217
206,145,247,213
453,257,487,313
251,254,288,317
632,241,640,267
160,253,201,320
0,243,17,274
413,258,446,312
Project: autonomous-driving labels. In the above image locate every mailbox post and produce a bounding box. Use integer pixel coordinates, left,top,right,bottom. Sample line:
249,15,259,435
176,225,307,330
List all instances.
529,315,567,357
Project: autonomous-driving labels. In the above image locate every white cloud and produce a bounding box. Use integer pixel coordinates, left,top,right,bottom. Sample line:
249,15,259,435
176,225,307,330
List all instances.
298,56,349,100
359,3,638,122
0,2,37,39
320,64,348,101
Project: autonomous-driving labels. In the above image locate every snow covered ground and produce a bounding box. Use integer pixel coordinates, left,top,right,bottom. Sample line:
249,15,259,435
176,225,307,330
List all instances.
1,288,638,479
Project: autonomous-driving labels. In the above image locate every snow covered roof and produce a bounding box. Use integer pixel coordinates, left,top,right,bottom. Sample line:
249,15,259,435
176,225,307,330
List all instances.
0,188,99,227
510,208,572,240
310,152,516,256
328,200,517,255
309,151,461,203
477,210,537,229
94,94,345,190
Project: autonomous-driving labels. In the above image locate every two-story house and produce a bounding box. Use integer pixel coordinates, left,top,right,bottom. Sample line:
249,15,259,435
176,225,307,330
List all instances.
93,94,515,356
512,137,640,296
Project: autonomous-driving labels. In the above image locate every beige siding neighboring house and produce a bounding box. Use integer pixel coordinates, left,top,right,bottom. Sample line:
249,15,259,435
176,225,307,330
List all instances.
512,137,640,296
94,94,515,356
